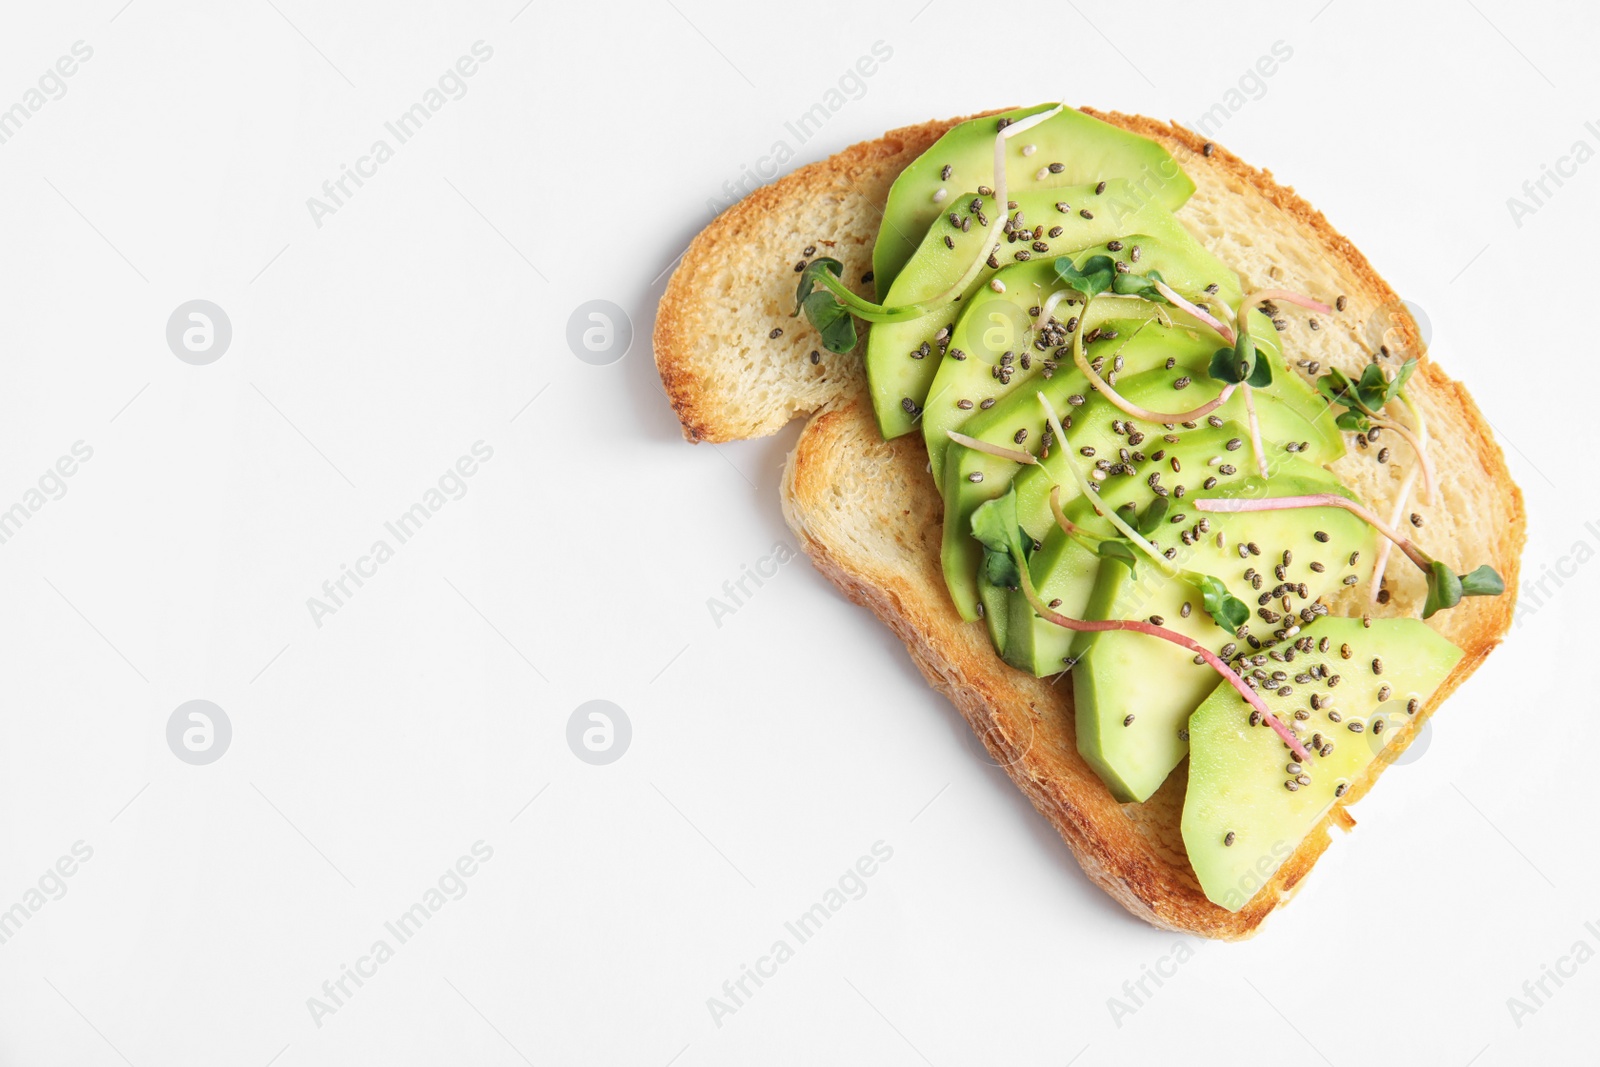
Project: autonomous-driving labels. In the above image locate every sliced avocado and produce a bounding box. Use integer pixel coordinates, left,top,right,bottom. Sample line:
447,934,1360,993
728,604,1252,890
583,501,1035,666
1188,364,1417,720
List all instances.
1073,471,1378,803
868,182,1210,439
922,234,1241,482
978,572,1010,654
1182,616,1463,911
1001,496,1097,675
942,358,1341,622
872,104,1195,296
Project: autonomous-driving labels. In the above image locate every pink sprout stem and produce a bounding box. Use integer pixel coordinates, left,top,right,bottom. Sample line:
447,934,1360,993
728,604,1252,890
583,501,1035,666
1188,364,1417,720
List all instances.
1242,288,1332,316
1370,414,1436,505
946,429,1039,466
1154,281,1234,343
1070,316,1239,424
1017,573,1310,761
1369,466,1420,603
1242,385,1270,477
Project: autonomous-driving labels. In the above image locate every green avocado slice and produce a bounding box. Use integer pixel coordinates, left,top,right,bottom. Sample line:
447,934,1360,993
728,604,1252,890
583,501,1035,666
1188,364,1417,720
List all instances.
922,235,1241,483
1072,470,1378,803
867,183,1207,439
1001,496,1097,676
1183,616,1463,911
871,104,1194,296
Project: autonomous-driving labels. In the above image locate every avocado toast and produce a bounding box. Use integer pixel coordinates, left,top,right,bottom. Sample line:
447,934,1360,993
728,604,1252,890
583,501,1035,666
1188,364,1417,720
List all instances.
654,106,1524,938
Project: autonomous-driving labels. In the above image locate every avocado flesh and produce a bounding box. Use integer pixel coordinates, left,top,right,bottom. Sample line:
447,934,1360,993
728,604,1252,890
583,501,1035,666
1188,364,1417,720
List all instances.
1183,616,1463,911
978,573,1010,654
941,455,1014,652
869,183,1218,439
941,358,1340,621
922,235,1242,483
1001,497,1098,675
1073,471,1378,803
871,104,1195,296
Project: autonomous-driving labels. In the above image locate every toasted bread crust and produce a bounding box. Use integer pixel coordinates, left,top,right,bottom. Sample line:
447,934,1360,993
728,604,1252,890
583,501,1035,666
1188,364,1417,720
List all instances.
655,112,1002,443
656,108,1525,937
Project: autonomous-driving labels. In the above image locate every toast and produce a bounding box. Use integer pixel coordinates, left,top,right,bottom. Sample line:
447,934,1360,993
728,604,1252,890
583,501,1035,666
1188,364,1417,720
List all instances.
654,108,1524,938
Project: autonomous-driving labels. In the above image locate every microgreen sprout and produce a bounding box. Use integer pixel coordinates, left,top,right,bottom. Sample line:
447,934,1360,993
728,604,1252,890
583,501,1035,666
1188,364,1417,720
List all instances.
1317,359,1436,503
1054,257,1241,424
1202,289,1330,475
1191,493,1504,619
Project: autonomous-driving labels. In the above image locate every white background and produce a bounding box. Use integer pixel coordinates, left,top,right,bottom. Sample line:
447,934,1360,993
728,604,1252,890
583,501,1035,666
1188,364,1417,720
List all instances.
0,1,1593,1064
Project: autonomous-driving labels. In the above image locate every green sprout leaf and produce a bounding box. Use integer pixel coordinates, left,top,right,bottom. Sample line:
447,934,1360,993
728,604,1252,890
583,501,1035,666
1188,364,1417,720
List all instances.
1233,331,1257,382
1317,367,1356,406
1334,409,1370,433
1111,268,1170,303
1318,358,1417,425
971,488,1026,589
1209,346,1237,383
1422,560,1463,619
802,290,857,354
1458,564,1506,598
1095,539,1139,578
794,257,844,315
1247,350,1273,388
1209,331,1259,385
982,544,1020,587
1055,254,1116,298
1389,358,1417,400
1193,573,1250,632
1423,559,1504,618
794,257,859,353
1355,362,1392,411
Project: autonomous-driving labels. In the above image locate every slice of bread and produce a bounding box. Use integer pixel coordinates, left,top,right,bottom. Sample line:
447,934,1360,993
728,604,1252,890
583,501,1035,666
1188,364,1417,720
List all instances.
654,108,1525,938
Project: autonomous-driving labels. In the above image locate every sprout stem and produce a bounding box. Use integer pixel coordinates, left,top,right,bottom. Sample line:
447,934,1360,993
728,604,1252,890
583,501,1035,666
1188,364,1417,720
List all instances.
1033,288,1074,330
1369,415,1435,505
1241,288,1332,316
1038,392,1179,577
1370,465,1420,603
802,106,1066,325
1067,299,1240,424
945,430,1039,466
1242,385,1270,477
1048,484,1111,552
1368,387,1433,601
809,271,931,322
1154,281,1234,343
917,105,1064,310
1391,390,1436,505
1016,570,1309,761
